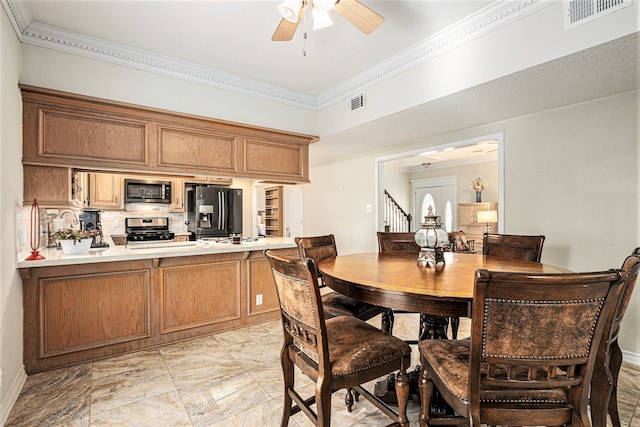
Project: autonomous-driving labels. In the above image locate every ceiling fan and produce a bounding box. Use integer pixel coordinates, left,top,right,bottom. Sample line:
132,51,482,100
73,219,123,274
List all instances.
272,0,384,42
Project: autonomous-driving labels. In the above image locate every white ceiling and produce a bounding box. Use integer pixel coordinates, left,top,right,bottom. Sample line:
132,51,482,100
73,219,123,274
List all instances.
5,0,639,167
21,0,492,96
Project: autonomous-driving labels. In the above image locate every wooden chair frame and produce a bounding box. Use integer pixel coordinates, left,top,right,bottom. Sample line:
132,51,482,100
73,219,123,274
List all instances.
482,233,546,262
419,268,626,427
265,250,411,427
591,248,640,427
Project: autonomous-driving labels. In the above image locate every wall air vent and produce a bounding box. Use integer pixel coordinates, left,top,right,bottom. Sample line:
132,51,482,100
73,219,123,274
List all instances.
347,93,366,113
564,0,632,28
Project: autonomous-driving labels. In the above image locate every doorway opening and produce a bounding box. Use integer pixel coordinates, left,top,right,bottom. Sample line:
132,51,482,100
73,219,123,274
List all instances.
375,132,504,233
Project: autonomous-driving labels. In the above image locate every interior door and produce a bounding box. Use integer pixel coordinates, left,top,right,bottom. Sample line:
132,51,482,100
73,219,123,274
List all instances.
413,185,456,232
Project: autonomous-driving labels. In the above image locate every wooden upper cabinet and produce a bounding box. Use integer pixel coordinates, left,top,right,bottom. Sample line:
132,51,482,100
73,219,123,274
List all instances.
20,85,316,182
22,94,150,170
157,126,239,175
88,173,123,210
23,165,73,208
243,137,309,183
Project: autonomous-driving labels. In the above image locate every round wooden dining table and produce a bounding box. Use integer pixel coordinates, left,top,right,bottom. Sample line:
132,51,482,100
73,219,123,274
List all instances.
319,251,570,418
318,251,570,319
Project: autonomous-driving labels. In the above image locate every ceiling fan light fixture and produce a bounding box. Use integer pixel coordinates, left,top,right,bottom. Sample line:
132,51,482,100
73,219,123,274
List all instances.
278,0,303,23
312,8,333,30
312,0,335,12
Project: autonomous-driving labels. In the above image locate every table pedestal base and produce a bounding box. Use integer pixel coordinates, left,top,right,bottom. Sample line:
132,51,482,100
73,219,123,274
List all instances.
375,315,455,418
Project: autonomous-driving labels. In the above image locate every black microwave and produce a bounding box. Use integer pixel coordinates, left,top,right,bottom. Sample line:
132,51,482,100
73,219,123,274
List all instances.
124,179,172,204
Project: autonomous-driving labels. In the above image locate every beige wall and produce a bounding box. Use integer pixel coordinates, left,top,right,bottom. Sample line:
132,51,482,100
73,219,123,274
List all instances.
409,161,499,206
305,91,640,354
0,5,25,421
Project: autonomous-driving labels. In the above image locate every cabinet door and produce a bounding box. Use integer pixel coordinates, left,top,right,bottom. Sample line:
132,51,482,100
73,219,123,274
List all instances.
88,174,123,210
23,165,72,208
243,138,309,182
168,178,185,213
22,99,150,169
158,126,239,175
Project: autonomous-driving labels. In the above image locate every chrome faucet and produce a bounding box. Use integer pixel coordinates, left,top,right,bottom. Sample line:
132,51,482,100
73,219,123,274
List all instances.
59,210,79,228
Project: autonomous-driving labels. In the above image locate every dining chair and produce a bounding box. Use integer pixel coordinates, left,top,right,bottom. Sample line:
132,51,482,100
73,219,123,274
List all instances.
482,232,546,262
450,232,545,341
376,231,440,341
265,250,412,427
295,234,389,410
591,247,640,427
418,268,626,427
295,235,387,322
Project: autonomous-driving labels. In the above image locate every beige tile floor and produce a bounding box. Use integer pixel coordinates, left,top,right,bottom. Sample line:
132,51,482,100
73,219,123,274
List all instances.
6,314,640,426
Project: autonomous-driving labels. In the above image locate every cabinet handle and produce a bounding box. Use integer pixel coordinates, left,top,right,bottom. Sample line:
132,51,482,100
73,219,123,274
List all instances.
115,196,118,204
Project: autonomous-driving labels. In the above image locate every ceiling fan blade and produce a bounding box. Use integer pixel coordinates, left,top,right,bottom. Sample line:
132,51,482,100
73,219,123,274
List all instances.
272,6,306,41
333,0,384,34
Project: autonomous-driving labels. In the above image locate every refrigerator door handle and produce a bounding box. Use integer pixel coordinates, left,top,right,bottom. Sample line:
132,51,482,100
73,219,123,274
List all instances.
218,192,222,229
221,192,226,229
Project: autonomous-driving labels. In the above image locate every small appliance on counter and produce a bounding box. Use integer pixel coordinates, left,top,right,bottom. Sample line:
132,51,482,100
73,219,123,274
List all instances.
186,186,242,240
125,217,175,243
79,208,109,248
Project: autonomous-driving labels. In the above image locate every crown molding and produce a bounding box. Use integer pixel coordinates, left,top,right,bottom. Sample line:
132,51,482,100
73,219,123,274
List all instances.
3,0,551,111
316,0,552,109
1,0,31,36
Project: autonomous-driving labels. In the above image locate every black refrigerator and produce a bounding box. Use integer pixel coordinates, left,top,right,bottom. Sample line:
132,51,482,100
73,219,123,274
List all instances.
186,186,243,239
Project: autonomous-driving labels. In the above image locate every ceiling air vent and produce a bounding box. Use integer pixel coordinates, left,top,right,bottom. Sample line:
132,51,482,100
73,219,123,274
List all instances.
564,0,632,28
347,93,366,113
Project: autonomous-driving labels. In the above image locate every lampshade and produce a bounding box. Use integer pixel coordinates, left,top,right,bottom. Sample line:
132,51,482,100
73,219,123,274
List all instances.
278,0,303,23
312,8,333,30
476,210,498,224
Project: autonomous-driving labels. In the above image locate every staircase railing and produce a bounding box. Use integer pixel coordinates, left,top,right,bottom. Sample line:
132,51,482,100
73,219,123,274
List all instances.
383,190,412,232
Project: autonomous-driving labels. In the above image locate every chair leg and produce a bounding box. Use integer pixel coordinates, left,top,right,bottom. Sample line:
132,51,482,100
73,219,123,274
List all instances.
450,316,460,339
382,309,395,335
280,347,294,427
418,366,433,427
609,340,624,427
316,377,332,427
396,367,410,427
590,351,612,427
345,388,355,412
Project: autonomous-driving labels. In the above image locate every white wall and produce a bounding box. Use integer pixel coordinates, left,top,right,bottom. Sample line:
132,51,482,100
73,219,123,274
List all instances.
304,91,640,354
0,6,26,423
20,44,318,137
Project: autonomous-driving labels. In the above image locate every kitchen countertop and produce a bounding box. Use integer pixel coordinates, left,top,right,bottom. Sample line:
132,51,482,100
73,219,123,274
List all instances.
17,237,297,268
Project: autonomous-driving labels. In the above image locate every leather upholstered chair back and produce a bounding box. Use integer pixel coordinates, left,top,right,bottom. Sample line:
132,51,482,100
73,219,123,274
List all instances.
377,232,421,253
265,249,411,426
482,233,545,262
295,235,338,285
418,268,626,427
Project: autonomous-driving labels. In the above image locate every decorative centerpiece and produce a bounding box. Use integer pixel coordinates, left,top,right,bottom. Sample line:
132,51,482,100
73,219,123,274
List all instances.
470,177,487,202
54,228,99,255
414,206,448,267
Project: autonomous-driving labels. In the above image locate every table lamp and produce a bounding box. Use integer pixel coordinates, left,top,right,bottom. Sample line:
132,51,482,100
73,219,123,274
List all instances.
414,206,448,267
477,210,498,234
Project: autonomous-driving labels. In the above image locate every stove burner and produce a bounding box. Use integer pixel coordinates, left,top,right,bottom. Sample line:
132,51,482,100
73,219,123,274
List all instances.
125,217,174,242
126,231,175,242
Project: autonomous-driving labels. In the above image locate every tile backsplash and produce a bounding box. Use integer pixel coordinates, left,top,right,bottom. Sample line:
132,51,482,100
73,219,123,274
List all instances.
16,204,189,260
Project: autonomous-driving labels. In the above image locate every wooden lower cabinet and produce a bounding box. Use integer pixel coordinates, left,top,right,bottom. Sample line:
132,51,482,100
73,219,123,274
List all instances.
20,249,292,373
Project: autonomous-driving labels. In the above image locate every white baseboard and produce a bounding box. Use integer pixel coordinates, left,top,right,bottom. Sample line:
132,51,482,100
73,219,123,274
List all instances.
622,349,640,367
0,365,26,427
